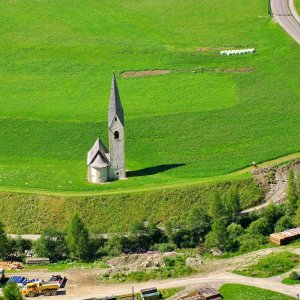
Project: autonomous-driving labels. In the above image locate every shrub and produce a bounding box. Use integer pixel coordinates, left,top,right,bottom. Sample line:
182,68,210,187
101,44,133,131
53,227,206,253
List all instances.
35,228,68,262
275,215,293,232
234,251,299,278
151,243,176,252
247,217,272,236
288,271,300,280
3,282,23,300
238,233,268,253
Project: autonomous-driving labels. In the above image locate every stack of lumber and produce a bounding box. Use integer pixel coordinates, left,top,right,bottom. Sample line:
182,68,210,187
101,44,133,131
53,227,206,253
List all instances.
270,228,300,245
180,286,222,300
197,286,222,300
181,290,202,300
0,261,24,270
25,257,50,265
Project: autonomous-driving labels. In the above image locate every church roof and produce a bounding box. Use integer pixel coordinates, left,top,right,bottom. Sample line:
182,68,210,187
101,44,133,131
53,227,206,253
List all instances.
108,73,124,127
90,153,109,168
87,138,110,167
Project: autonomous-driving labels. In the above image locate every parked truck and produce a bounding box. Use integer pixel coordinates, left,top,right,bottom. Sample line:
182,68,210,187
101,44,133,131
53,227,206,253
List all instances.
21,281,61,297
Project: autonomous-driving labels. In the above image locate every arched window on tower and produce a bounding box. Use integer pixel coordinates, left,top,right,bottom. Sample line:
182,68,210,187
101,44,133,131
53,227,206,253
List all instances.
114,131,119,139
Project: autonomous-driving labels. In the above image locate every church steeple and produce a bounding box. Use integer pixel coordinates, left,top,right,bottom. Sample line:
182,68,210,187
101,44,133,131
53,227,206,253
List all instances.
108,72,126,179
108,72,124,127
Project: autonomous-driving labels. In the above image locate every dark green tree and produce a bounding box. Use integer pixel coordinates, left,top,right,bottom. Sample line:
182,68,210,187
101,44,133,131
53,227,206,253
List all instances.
3,281,23,300
208,192,226,220
127,221,150,251
286,169,297,217
15,236,32,254
238,233,268,252
146,222,164,245
35,228,68,262
98,235,125,257
165,219,194,248
275,215,293,232
204,219,230,251
227,222,244,251
129,221,146,236
227,222,244,241
186,208,212,246
247,217,272,236
224,187,241,223
66,214,90,260
262,203,284,228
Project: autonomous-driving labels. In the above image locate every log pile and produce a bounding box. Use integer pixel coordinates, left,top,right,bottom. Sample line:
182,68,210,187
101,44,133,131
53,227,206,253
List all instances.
270,228,300,245
0,261,24,270
180,286,222,300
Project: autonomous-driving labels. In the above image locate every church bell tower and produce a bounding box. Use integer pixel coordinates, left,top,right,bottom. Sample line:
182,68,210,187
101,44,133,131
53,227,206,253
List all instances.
108,73,126,179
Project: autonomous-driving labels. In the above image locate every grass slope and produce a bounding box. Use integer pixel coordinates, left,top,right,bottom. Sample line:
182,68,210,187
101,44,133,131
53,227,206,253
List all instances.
0,0,300,192
0,178,262,234
220,284,295,300
282,278,300,285
234,252,300,278
295,0,300,15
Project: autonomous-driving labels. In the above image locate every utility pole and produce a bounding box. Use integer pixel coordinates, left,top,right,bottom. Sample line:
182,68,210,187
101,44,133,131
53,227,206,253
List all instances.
268,0,272,16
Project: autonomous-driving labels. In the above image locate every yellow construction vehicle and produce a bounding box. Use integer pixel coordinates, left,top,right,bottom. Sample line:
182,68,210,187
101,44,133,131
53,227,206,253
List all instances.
22,281,60,297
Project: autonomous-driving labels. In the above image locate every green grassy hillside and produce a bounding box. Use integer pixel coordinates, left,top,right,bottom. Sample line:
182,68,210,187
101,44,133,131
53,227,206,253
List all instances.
220,284,294,300
0,178,262,234
0,0,300,192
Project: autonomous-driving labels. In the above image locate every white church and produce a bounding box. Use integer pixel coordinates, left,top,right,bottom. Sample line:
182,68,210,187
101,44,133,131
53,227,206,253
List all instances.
87,74,126,184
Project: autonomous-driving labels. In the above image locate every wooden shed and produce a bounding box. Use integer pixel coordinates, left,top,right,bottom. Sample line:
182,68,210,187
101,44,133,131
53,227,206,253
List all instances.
269,227,300,245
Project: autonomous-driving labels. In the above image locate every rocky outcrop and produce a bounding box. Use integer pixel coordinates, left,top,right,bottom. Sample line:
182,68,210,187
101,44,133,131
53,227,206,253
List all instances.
252,161,300,205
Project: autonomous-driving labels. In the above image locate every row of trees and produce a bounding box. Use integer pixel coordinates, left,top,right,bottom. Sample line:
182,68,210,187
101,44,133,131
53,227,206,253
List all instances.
0,214,91,262
0,223,32,261
1,170,299,262
101,170,300,255
35,213,94,261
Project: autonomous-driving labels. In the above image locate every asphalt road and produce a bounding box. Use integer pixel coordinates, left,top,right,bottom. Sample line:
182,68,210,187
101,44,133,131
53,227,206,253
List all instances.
271,0,300,44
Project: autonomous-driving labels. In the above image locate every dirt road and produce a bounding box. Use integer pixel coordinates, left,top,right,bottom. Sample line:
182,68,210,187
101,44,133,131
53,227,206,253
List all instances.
17,269,300,300
14,247,300,300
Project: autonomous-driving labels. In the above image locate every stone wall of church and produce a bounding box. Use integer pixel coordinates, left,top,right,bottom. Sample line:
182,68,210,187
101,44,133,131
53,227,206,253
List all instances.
109,117,126,179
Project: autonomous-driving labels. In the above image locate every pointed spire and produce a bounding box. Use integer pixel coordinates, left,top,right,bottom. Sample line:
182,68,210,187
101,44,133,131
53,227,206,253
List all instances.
108,72,124,127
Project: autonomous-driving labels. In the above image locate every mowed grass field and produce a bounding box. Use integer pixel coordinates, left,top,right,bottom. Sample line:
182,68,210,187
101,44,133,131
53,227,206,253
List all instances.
296,0,300,14
0,0,300,192
219,284,295,300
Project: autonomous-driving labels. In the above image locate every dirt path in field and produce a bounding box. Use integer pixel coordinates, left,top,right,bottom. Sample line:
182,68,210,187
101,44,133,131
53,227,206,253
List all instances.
121,67,254,78
11,246,300,300
122,70,171,78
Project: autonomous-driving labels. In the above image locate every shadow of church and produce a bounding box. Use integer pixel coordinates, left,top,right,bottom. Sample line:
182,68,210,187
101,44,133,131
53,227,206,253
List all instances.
127,163,185,178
